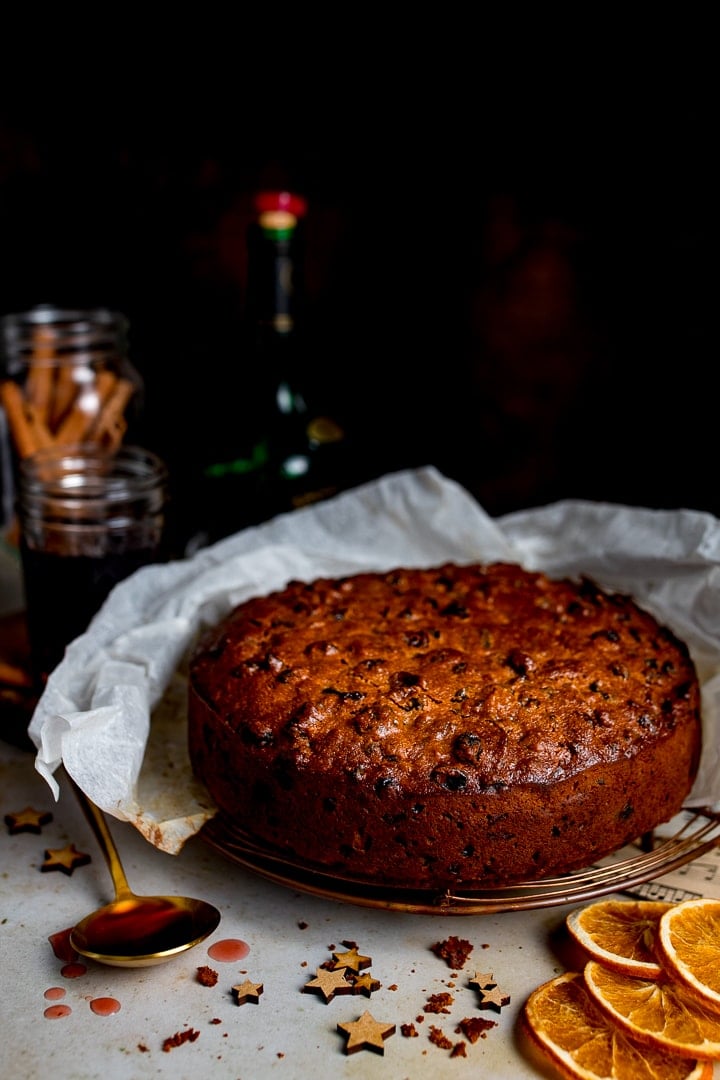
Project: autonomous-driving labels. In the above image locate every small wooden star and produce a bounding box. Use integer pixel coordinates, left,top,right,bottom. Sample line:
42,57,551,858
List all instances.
40,843,91,875
351,972,382,997
232,979,263,1005
337,1010,396,1055
332,946,371,973
477,984,511,1011
468,971,496,992
5,806,53,834
303,967,354,1003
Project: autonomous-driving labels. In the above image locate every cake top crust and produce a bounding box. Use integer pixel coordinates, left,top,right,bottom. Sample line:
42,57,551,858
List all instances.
189,562,701,792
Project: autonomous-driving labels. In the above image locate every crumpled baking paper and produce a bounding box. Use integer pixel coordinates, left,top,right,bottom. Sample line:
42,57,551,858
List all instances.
28,465,720,854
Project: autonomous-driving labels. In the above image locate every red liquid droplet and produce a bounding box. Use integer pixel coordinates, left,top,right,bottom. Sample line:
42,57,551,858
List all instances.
61,962,87,978
207,938,250,962
44,1004,72,1019
48,928,78,962
90,996,121,1016
44,987,66,1000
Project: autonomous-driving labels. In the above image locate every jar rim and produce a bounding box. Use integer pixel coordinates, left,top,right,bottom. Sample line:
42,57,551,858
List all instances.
18,443,168,503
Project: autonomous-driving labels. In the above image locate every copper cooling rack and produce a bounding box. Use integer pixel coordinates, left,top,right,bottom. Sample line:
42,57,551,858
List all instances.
200,805,720,915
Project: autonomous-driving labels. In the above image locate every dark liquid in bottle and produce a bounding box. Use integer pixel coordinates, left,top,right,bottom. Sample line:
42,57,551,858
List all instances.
20,544,160,686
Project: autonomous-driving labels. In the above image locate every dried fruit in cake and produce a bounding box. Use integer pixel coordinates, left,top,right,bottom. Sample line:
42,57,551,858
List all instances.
657,898,720,1011
583,960,720,1060
523,970,712,1079
566,899,671,978
188,561,702,889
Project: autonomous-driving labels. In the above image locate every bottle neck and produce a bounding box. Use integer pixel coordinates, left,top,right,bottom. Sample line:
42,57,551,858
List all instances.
245,195,307,359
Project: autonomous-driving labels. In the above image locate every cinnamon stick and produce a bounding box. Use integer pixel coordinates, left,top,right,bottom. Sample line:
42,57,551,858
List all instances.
26,325,57,425
48,363,78,432
88,376,135,446
0,380,54,457
54,368,117,444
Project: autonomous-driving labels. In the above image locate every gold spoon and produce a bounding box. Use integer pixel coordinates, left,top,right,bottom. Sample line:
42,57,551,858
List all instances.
66,773,221,968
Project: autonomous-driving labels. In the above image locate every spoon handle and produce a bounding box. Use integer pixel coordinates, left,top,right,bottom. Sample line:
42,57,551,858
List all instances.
64,768,135,901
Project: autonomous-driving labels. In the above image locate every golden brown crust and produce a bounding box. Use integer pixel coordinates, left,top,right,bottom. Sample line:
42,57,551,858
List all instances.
188,562,702,888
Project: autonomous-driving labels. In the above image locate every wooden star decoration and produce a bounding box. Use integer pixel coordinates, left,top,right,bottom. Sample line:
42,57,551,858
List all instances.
5,806,53,834
337,1010,396,1055
40,843,91,875
468,971,496,992
351,972,382,997
332,946,371,973
477,984,511,1011
302,967,354,1003
232,979,263,1005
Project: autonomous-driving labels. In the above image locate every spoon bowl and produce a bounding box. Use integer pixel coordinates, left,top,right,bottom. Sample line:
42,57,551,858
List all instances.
65,771,221,967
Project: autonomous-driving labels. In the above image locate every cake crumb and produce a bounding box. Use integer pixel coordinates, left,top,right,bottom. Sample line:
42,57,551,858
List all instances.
401,1022,419,1038
456,1016,497,1042
428,1025,453,1050
196,965,218,986
450,1041,467,1058
424,992,454,1014
162,1028,200,1051
431,936,473,969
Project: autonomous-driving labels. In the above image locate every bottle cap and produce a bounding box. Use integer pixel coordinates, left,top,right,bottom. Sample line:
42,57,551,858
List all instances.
254,191,308,218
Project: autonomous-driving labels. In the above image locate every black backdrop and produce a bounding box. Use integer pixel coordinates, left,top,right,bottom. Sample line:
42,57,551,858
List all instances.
1,45,715,547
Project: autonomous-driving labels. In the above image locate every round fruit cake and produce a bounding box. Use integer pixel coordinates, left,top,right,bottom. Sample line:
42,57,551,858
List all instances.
187,561,702,889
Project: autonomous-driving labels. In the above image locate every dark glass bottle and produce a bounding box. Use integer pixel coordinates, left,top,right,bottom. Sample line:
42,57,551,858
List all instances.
189,190,354,550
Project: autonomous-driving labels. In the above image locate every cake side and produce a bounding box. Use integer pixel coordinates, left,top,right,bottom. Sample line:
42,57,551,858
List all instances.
188,562,702,888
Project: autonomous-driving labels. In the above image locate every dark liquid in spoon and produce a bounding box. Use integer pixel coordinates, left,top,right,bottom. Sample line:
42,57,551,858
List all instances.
73,898,202,957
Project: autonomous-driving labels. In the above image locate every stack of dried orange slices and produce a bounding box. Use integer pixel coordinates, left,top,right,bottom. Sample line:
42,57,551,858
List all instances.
522,897,720,1080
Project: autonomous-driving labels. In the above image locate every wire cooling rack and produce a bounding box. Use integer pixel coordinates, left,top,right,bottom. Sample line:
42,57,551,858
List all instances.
200,805,720,916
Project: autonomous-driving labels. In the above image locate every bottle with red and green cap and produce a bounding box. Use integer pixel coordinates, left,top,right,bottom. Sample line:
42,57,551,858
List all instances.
189,190,355,550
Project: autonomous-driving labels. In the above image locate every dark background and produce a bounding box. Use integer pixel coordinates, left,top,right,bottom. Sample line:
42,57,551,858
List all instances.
1,37,715,547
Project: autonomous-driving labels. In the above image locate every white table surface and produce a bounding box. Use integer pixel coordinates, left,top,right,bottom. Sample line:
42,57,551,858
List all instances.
5,740,720,1080
1,734,602,1080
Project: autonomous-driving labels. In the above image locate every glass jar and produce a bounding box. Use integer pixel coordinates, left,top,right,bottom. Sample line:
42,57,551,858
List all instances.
17,442,168,687
0,305,143,529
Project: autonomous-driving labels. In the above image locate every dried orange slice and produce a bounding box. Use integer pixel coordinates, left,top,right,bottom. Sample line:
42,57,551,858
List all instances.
657,898,720,1011
566,900,671,978
523,971,712,1079
583,959,720,1060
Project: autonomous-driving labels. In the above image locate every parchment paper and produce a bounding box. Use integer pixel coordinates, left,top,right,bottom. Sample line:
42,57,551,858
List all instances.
28,466,720,854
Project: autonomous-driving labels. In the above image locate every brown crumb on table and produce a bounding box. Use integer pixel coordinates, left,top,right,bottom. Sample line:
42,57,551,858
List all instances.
431,935,473,969
450,1042,467,1058
456,1016,497,1042
428,1025,454,1050
162,1029,200,1052
424,992,454,1014
401,1022,419,1038
137,1044,149,1053
298,920,308,929
209,1018,222,1025
196,965,218,986
387,983,398,991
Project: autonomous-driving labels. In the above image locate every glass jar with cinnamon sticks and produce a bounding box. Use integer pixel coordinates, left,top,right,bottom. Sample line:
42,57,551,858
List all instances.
0,304,143,532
